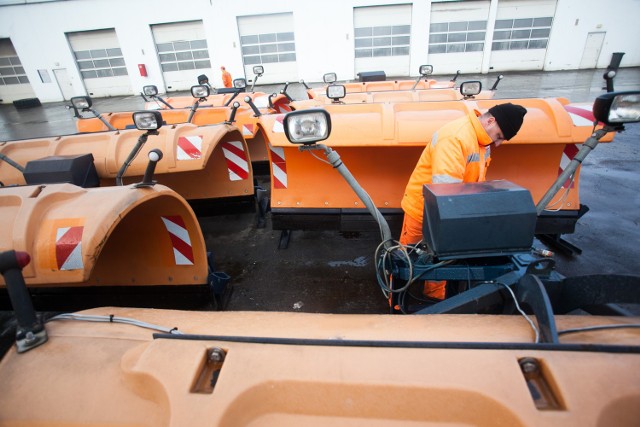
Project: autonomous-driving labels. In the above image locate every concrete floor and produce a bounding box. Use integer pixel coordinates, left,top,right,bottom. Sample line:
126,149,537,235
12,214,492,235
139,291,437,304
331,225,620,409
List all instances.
1,67,639,316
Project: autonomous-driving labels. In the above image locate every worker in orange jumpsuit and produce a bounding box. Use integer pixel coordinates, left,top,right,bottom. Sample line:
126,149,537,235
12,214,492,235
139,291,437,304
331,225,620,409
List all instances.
221,66,232,88
400,102,527,300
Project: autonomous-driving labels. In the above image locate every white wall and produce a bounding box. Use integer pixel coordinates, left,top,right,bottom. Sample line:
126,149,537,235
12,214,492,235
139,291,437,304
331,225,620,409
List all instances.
544,0,640,71
0,0,638,103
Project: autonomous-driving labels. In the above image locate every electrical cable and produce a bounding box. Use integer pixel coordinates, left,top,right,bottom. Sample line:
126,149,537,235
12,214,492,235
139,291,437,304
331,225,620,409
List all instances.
48,313,183,335
542,173,575,212
496,281,540,343
308,150,332,166
558,323,640,336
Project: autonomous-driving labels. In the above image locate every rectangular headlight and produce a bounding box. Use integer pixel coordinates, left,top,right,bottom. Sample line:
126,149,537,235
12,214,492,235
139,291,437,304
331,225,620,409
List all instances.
142,85,158,96
283,109,331,145
323,73,337,84
460,81,482,97
593,91,640,125
253,65,264,75
132,111,163,131
326,84,346,100
609,93,640,123
233,78,247,89
419,65,433,76
70,96,91,110
191,85,210,98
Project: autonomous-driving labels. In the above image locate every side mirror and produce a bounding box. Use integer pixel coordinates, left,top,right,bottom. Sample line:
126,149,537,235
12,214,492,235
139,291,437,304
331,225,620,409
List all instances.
593,91,640,126
419,65,434,76
132,111,163,131
323,72,337,84
142,85,159,97
326,84,346,102
70,96,92,111
191,84,210,99
283,109,332,145
233,78,247,89
253,65,264,76
460,81,482,98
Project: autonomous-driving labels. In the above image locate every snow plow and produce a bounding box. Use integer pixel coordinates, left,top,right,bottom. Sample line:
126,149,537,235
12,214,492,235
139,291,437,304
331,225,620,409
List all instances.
0,110,254,204
305,65,470,99
296,79,494,108
72,87,290,165
0,183,213,309
142,66,292,115
259,95,614,250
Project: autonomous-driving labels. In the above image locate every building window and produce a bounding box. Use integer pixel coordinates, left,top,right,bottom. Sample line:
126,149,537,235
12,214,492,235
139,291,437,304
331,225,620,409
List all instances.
240,32,296,65
156,39,211,72
354,25,411,58
492,17,553,51
0,56,29,85
429,20,486,54
74,48,128,79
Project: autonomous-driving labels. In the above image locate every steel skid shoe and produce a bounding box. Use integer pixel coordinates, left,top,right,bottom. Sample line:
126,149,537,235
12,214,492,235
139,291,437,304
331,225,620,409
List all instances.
206,252,232,310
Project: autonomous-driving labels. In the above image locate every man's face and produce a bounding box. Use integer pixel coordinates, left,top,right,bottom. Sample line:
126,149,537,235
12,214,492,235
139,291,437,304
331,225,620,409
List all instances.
483,116,506,147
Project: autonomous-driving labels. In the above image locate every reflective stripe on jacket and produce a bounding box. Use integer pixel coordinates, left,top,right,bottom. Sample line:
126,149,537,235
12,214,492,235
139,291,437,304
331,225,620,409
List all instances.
401,110,492,223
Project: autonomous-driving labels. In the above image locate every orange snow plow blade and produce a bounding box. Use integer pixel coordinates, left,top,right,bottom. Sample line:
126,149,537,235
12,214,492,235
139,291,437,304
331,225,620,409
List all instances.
307,78,456,99
0,183,207,289
77,95,291,164
1,307,639,426
145,91,291,113
260,98,612,234
0,123,254,201
298,87,494,106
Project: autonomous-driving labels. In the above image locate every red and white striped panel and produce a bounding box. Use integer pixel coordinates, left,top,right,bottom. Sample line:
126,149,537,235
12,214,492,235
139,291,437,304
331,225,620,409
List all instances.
559,144,580,188
56,226,84,270
273,99,292,113
177,135,203,160
272,114,285,133
161,216,194,266
564,104,595,126
270,145,287,189
221,140,250,181
242,124,254,136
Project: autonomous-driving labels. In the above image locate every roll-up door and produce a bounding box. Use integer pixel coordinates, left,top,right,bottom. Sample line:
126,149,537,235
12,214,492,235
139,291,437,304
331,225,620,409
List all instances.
151,21,211,92
237,13,298,84
354,5,412,77
67,29,131,98
489,0,557,71
428,1,490,74
0,38,35,103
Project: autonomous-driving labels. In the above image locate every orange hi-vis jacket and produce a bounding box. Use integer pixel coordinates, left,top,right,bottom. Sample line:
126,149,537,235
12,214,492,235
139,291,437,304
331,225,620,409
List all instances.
222,70,232,88
401,110,493,224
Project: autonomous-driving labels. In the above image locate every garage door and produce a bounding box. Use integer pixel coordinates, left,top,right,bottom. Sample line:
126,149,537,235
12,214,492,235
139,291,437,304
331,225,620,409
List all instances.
151,21,211,92
428,1,490,74
237,13,298,85
67,29,131,98
0,38,35,103
489,0,556,71
353,4,412,78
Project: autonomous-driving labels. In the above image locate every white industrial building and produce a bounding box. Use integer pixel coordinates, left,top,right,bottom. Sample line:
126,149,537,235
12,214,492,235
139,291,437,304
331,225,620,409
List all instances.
0,0,638,104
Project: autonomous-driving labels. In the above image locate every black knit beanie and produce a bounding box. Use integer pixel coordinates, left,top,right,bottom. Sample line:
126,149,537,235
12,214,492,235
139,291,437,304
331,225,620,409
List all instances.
488,103,527,140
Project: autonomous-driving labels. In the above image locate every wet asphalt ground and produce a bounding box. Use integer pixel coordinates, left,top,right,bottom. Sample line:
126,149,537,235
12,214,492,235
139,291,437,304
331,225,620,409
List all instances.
0,67,639,319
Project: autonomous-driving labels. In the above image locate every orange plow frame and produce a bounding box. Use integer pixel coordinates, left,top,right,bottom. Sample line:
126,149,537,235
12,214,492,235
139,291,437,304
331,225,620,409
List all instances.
260,97,612,235
76,94,292,164
0,183,207,289
0,123,254,201
307,77,456,98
